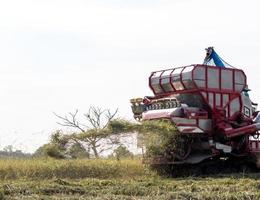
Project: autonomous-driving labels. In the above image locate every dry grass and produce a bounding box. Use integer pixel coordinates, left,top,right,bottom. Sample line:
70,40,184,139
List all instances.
1,158,260,199
0,158,151,180
1,175,260,199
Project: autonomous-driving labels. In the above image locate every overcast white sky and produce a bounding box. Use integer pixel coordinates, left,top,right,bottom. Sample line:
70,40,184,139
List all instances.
0,0,260,152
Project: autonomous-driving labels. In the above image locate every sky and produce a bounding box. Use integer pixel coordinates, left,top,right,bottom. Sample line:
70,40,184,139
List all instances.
0,0,260,152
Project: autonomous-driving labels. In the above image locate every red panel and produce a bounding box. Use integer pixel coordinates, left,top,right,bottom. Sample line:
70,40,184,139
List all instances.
149,65,247,116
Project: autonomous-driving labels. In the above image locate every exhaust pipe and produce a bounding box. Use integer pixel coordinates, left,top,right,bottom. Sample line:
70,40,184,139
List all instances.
224,123,260,138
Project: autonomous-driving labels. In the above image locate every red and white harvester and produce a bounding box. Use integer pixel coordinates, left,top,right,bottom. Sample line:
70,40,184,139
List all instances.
130,47,260,167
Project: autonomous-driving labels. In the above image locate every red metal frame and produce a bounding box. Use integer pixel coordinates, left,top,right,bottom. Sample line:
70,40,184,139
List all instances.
169,69,176,91
180,67,187,90
148,64,247,119
185,110,208,119
142,64,260,160
149,65,246,95
149,72,156,94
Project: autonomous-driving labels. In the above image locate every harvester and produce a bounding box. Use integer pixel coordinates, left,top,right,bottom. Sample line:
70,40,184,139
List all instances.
130,47,260,169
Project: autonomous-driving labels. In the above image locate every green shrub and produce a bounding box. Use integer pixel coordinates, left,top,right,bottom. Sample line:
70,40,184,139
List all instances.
108,119,179,159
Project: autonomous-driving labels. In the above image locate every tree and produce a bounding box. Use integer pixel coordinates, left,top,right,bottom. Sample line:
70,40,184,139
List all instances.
34,137,90,159
112,145,133,160
33,130,68,159
3,145,13,153
0,145,31,158
54,107,120,158
68,143,90,159
33,144,49,157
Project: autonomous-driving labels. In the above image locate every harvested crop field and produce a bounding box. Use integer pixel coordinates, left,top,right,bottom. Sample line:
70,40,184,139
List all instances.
1,159,260,199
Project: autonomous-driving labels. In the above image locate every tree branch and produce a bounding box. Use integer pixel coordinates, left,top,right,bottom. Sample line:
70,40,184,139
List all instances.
54,110,86,133
103,108,118,129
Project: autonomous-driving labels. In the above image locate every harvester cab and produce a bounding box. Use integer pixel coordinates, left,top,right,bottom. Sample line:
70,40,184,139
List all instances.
130,47,260,166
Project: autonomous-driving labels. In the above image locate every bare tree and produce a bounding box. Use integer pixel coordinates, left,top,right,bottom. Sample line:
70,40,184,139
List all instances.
54,107,119,158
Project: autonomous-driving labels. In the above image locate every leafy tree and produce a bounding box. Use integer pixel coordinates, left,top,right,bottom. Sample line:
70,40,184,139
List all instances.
33,144,47,157
44,144,66,159
33,130,68,159
112,145,133,160
35,130,89,159
3,145,14,153
68,143,90,159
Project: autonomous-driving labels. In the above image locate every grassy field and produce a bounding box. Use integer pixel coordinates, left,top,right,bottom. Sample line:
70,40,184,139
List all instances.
1,159,260,199
0,159,149,180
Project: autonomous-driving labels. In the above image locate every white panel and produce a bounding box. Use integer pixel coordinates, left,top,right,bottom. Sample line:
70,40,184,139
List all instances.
182,69,194,89
230,97,240,116
215,93,221,106
235,84,245,92
183,80,195,89
234,70,245,92
208,68,219,89
182,71,192,80
172,74,180,82
151,77,163,94
150,72,163,94
182,66,194,73
208,92,214,108
194,80,206,88
182,70,194,89
171,68,184,90
221,70,233,90
193,66,206,80
161,76,174,92
161,70,172,76
172,82,184,90
222,94,229,106
235,71,245,84
194,66,206,88
172,68,183,76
